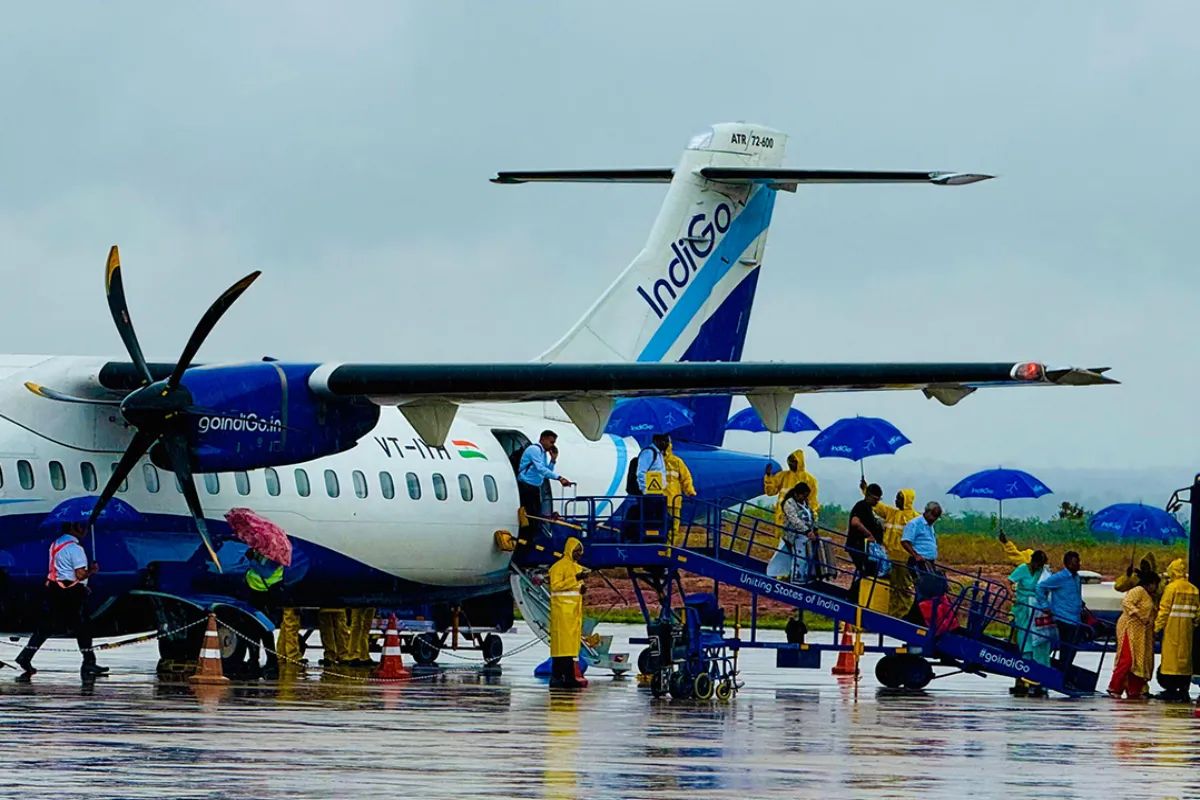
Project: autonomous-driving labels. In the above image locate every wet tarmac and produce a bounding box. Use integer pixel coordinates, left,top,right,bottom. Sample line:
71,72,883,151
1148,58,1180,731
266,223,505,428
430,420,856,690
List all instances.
1,624,1198,799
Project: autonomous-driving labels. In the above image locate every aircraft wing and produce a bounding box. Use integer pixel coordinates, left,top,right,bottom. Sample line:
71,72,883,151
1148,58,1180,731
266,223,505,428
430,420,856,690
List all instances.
97,359,1114,445
303,360,1114,444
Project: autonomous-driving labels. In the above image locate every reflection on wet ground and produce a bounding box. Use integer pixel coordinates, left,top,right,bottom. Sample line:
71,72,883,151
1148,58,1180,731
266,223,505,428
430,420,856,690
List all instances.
1,624,1198,799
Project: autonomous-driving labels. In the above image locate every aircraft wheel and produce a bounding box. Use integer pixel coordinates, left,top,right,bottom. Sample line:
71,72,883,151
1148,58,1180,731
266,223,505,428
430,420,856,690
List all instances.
714,680,733,701
875,655,904,689
693,671,714,700
482,633,503,666
901,656,933,690
412,632,441,666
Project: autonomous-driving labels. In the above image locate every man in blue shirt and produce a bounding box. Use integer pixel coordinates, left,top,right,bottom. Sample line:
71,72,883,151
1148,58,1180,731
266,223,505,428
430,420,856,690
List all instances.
1038,550,1085,670
901,502,944,624
517,430,573,542
636,434,669,492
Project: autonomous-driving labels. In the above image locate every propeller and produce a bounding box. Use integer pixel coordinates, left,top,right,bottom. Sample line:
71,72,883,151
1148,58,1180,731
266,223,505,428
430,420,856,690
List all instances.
27,245,261,572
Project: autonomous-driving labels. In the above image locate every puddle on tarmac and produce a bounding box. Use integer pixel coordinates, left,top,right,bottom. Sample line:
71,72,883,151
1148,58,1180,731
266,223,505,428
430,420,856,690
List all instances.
0,624,1197,799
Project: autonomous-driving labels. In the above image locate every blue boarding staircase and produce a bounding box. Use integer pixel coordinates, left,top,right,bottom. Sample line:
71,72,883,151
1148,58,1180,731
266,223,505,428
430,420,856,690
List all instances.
511,494,1108,697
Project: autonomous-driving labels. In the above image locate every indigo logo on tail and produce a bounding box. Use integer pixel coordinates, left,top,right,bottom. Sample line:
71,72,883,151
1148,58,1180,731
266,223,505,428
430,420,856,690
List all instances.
636,203,732,319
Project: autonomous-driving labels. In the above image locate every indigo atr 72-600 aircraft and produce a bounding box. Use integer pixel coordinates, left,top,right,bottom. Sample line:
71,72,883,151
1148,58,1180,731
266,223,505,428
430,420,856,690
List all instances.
0,123,1114,666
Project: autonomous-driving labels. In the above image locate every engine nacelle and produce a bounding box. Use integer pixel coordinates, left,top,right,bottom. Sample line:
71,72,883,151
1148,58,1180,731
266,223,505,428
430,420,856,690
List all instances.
147,362,380,473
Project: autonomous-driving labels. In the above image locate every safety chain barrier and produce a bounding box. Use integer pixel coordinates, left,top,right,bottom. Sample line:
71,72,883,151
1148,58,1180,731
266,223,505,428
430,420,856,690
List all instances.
0,616,208,657
218,618,546,683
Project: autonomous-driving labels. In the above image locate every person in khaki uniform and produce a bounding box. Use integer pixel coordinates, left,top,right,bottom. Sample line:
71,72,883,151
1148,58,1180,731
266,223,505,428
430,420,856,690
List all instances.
318,608,351,666
347,607,377,666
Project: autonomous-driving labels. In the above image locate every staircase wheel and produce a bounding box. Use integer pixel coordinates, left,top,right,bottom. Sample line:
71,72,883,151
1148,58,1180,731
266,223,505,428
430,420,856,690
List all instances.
651,670,670,698
901,655,933,690
637,647,653,676
875,655,904,689
693,671,714,700
669,668,694,699
481,633,503,666
714,680,733,701
412,632,441,666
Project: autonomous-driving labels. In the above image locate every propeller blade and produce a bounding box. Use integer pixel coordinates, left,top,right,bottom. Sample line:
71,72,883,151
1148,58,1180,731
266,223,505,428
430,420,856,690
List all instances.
88,430,157,527
24,382,122,405
161,435,222,572
168,271,262,388
104,245,153,386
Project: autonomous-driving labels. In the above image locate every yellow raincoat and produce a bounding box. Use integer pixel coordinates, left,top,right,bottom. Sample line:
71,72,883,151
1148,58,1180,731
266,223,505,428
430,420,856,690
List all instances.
1155,559,1200,676
871,488,919,617
549,537,585,658
1115,551,1164,606
764,449,819,526
1001,538,1034,566
664,444,696,543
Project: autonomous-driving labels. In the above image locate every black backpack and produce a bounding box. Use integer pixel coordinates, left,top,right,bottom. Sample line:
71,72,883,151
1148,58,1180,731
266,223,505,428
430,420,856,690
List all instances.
625,447,655,495
509,445,528,477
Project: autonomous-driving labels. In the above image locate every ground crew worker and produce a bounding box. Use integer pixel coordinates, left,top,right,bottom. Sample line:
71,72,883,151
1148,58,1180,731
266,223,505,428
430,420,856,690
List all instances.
864,482,919,617
997,531,1034,566
277,608,304,667
1115,551,1164,605
347,607,377,667
1154,559,1200,702
764,449,819,526
518,430,574,543
318,608,352,666
549,537,587,689
244,549,283,678
15,523,108,679
664,441,696,544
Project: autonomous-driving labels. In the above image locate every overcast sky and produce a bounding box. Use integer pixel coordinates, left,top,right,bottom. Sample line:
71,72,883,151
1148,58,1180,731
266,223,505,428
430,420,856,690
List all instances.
0,2,1196,483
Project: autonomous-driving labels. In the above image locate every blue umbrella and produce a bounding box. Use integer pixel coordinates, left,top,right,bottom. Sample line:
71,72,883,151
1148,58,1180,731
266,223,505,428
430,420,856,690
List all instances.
604,397,694,439
39,496,145,531
1088,503,1184,544
946,468,1051,529
39,496,146,560
725,406,821,459
808,416,910,479
725,407,821,434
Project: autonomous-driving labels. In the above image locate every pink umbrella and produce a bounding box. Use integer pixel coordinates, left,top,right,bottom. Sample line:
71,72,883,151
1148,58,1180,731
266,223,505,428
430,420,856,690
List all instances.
224,508,293,566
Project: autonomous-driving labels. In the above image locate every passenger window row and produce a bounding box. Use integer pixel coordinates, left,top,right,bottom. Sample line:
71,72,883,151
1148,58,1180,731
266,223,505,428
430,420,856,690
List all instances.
0,460,502,504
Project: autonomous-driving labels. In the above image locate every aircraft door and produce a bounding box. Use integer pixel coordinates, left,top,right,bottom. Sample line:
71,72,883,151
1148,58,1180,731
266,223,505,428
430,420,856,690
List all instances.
490,429,532,478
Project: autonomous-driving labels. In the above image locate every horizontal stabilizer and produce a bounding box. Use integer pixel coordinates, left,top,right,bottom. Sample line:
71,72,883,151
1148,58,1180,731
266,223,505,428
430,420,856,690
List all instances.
490,168,993,188
491,168,674,184
694,167,994,190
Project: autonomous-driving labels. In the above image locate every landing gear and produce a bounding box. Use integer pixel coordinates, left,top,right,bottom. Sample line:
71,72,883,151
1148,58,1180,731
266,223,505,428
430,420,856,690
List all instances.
876,654,933,690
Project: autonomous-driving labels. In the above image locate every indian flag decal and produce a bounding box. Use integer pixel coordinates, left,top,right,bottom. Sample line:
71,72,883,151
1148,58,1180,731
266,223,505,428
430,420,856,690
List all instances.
453,440,488,460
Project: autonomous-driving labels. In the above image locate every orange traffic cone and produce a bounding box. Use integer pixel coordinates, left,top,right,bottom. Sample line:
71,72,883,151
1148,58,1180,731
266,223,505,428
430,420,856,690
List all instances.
370,614,411,680
189,613,231,685
831,626,859,676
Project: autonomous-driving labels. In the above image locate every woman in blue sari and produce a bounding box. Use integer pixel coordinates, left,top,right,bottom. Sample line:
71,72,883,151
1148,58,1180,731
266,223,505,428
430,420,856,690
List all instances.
1008,549,1053,697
